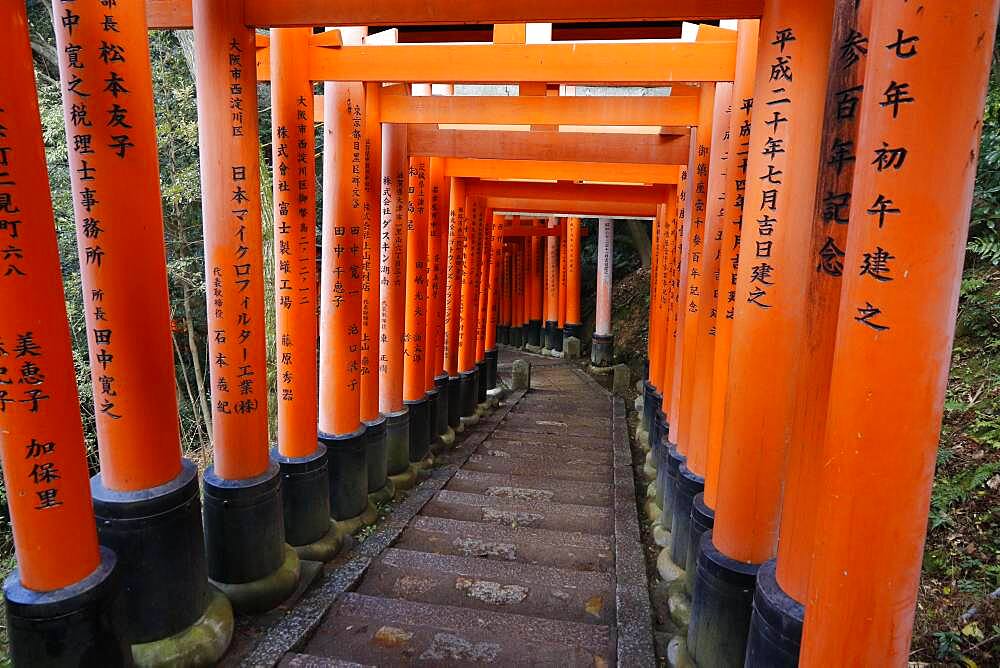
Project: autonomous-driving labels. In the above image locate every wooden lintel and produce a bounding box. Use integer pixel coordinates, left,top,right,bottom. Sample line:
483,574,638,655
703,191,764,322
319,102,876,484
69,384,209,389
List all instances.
256,41,737,84
467,180,670,205
444,158,679,184
487,197,657,217
379,94,699,126
502,227,591,237
147,1,764,30
409,127,689,165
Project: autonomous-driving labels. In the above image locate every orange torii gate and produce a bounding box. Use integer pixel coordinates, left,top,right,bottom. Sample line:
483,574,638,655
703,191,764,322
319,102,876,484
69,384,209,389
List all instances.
1,2,997,667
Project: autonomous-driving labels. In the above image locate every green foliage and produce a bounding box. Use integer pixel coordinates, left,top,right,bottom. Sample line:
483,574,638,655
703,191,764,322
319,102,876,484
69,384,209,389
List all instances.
969,36,1000,265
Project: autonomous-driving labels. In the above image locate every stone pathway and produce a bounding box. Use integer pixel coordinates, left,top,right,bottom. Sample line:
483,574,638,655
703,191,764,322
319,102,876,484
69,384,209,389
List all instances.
245,349,653,667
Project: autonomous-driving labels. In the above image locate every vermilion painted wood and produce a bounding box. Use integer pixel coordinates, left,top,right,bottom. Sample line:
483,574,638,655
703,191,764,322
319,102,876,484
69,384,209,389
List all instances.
0,2,102,591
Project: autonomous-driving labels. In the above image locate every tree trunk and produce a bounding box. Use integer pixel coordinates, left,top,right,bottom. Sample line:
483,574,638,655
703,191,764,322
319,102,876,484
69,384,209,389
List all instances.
627,220,652,269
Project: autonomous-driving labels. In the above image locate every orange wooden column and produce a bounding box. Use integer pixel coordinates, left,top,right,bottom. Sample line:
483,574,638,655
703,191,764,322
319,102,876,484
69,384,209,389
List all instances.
193,0,299,607
403,156,431,466
557,219,568,351
514,238,526,344
474,203,493,377
0,0,103,603
426,155,450,441
528,223,544,346
472,200,491,405
360,80,381,427
444,176,466,428
0,15,121,660
666,162,691,447
272,27,342,554
677,79,736,588
483,213,504,389
688,3,837,665
705,18,760,515
644,205,666,446
686,82,733,481
456,189,481,418
543,217,560,350
746,2,874,643
193,0,271,482
564,217,583,344
273,28,319,460
802,3,999,664
380,121,413,484
675,82,716,463
52,0,231,647
54,0,182,495
317,28,379,530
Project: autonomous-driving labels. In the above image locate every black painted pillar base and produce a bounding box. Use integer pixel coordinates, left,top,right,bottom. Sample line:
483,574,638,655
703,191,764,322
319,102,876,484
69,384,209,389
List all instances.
688,530,760,668
527,319,543,347
685,492,715,591
670,463,705,569
91,459,215,647
591,333,614,367
662,444,685,525
447,376,462,428
4,547,127,667
272,445,338,562
642,380,656,434
563,322,582,341
745,560,803,668
404,396,430,464
434,374,450,437
651,391,664,453
364,415,388,495
320,425,369,523
475,360,488,404
384,409,410,477
553,325,564,351
656,406,668,452
510,326,523,348
485,348,499,391
203,464,300,614
497,325,510,345
426,389,441,453
544,320,558,350
459,369,478,418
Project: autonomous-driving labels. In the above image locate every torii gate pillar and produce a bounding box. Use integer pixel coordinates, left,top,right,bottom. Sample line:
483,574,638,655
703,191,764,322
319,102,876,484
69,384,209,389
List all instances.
591,217,615,367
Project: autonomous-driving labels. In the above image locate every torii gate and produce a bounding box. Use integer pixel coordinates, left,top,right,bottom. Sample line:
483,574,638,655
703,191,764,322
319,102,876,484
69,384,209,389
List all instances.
0,2,996,667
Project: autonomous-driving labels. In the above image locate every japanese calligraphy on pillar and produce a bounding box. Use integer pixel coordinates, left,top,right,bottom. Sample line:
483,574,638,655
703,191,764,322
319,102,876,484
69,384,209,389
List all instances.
192,3,269,479
850,12,921,332
745,27,797,309
56,0,139,424
0,98,62,508
53,0,182,490
814,1,872,281
274,93,315,404
0,13,103,587
725,92,754,320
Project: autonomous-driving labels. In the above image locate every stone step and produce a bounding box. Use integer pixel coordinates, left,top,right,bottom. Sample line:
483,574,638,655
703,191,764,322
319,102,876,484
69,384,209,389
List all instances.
489,429,612,450
446,469,612,506
301,593,614,666
499,415,611,438
357,548,614,625
422,490,613,535
464,448,613,483
475,440,612,466
395,516,614,572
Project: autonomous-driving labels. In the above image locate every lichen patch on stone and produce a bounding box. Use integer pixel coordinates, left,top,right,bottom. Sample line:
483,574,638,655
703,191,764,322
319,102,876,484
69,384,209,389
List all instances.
484,486,554,502
453,537,518,560
455,576,529,605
